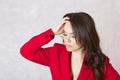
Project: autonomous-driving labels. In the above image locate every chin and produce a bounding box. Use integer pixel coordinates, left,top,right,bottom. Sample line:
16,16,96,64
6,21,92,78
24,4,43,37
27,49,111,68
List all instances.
66,47,73,52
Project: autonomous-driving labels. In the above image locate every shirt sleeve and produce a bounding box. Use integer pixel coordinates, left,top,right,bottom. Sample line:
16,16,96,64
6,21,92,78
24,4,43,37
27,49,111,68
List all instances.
103,58,120,80
20,29,55,66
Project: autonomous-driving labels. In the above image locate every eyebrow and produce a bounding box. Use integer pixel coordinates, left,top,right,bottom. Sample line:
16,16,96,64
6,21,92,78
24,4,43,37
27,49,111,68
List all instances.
63,30,74,34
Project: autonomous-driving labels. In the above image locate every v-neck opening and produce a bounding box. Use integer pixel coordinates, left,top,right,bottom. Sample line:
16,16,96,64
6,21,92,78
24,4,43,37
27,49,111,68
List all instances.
76,55,85,80
68,52,85,80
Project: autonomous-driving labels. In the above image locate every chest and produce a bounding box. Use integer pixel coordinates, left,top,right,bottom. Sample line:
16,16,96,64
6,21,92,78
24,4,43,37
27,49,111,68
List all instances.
71,55,83,80
49,50,95,80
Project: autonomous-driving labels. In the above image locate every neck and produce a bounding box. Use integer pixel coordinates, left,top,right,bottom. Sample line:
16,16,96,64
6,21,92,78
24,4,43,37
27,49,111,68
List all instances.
71,48,85,60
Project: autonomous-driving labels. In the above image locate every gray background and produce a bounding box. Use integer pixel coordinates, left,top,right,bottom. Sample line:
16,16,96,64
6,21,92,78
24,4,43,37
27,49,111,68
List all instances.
0,0,120,80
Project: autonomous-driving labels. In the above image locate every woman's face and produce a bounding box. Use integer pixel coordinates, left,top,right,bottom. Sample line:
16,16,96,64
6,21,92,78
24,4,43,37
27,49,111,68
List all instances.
63,21,81,52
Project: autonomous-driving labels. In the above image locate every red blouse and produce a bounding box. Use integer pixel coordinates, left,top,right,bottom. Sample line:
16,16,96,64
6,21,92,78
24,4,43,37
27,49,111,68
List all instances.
20,29,120,80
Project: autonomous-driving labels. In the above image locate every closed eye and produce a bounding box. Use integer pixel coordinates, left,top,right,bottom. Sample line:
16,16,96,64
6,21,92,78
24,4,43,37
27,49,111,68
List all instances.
63,33,67,36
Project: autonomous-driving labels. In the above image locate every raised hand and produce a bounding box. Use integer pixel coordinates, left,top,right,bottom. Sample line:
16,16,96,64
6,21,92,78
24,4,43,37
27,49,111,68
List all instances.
52,17,69,35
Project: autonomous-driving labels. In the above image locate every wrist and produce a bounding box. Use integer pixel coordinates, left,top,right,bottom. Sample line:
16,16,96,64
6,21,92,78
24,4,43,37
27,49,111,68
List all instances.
51,28,56,35
51,28,56,36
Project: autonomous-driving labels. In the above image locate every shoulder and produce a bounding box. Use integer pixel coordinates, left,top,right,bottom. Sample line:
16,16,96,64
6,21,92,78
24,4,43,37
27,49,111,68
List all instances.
103,56,110,69
53,43,66,49
104,56,117,74
103,57,120,79
53,43,68,53
104,56,110,65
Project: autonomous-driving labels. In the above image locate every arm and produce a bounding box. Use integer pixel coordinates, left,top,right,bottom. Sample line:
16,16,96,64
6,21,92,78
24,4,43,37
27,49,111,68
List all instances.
20,18,68,66
20,29,55,66
20,17,69,66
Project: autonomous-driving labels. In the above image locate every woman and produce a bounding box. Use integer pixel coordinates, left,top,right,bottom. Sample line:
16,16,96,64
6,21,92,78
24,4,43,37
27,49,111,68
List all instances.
20,12,120,80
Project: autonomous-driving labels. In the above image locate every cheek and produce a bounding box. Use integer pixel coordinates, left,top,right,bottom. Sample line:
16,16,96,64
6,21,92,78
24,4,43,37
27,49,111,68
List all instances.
71,39,78,45
72,40,81,48
73,43,80,48
70,42,80,50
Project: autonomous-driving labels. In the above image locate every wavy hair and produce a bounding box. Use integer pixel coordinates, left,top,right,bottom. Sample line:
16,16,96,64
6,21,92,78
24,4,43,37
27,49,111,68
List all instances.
63,12,106,80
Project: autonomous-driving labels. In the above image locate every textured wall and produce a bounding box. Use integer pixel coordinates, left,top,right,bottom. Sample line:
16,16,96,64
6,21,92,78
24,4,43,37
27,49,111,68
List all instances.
0,0,120,80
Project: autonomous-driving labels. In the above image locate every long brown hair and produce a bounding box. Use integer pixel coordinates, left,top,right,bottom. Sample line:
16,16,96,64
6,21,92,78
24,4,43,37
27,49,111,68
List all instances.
63,12,106,80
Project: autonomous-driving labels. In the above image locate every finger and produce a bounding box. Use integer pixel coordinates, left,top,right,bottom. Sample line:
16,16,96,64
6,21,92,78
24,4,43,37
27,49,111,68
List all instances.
63,17,70,21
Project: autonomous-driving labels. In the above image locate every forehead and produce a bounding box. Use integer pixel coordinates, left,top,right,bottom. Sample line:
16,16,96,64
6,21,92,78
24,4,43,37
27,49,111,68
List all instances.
63,21,73,33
